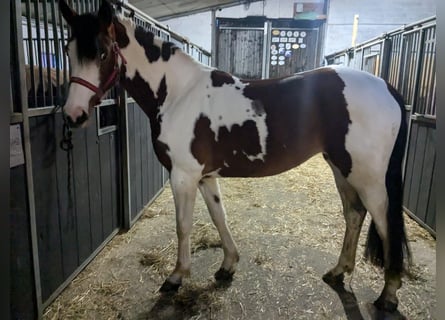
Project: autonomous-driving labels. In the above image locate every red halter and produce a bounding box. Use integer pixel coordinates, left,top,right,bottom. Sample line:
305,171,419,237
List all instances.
69,42,127,103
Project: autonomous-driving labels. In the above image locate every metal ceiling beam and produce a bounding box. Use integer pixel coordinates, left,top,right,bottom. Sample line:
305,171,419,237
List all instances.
129,0,264,21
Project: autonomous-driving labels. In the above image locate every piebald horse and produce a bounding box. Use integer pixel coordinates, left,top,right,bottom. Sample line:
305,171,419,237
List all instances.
60,0,410,312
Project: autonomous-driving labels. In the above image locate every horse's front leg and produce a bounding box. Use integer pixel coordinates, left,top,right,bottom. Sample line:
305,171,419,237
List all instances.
160,169,198,293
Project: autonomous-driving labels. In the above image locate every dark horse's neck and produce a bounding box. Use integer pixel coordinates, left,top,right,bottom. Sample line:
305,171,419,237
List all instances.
114,17,202,131
114,17,201,171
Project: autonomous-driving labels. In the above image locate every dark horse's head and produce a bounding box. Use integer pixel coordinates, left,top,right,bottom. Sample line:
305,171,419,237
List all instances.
60,0,123,127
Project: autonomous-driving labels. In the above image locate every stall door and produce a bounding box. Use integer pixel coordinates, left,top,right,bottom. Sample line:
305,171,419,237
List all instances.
268,28,319,78
217,27,264,80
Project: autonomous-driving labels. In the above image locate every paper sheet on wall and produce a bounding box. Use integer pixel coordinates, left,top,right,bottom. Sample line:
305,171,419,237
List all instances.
10,124,25,168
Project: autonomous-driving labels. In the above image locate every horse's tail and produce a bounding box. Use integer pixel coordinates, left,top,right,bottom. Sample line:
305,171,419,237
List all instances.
364,83,411,273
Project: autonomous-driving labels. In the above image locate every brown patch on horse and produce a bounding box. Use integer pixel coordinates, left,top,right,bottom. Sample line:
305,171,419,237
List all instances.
243,68,352,177
161,42,178,61
135,26,161,63
113,18,130,48
190,114,264,176
210,70,235,87
122,67,172,171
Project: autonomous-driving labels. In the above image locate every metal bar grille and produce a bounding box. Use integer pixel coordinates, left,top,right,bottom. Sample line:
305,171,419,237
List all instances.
415,26,436,116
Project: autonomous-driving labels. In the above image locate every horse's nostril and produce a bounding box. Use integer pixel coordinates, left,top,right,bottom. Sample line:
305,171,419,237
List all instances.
66,110,88,128
76,111,89,125
66,114,75,127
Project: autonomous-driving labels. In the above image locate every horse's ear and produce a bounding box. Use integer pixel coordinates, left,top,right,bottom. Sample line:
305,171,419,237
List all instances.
98,0,114,29
59,0,77,26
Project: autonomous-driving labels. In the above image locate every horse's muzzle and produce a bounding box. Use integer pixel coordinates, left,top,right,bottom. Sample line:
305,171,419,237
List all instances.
67,110,89,128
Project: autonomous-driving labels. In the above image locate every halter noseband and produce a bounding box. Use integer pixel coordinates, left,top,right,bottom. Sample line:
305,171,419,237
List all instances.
69,42,127,103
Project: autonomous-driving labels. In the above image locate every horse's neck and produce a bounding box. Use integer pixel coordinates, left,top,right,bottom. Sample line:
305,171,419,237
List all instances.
117,17,205,119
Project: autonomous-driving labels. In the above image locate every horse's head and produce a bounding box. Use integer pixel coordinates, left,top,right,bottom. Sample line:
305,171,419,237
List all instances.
60,0,124,127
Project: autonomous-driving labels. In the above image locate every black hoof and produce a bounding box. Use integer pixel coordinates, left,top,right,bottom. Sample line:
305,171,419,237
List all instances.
159,279,181,294
374,296,398,312
214,268,234,282
322,272,344,286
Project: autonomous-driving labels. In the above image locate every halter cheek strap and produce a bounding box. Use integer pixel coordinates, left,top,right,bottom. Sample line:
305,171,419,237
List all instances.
69,42,127,103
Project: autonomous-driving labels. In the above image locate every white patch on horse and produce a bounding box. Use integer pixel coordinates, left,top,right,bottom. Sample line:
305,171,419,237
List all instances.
203,78,269,161
333,65,401,195
64,40,100,119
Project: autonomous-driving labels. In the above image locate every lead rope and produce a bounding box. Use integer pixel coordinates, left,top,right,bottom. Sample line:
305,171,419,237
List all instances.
60,110,74,211
54,102,75,217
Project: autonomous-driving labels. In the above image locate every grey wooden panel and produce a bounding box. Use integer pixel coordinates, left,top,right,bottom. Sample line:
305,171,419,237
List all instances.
403,122,418,207
426,167,436,230
157,158,163,191
148,119,156,200
134,106,143,214
407,124,427,213
217,30,232,74
85,114,104,250
71,126,92,262
217,29,264,79
128,104,137,220
55,114,79,281
415,126,435,222
109,131,119,230
127,101,167,222
99,133,114,239
139,113,151,205
30,115,64,302
10,164,37,319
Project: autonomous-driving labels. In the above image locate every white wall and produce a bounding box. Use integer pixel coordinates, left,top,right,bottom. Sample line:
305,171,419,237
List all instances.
163,11,212,51
325,0,436,54
162,0,436,57
162,0,322,51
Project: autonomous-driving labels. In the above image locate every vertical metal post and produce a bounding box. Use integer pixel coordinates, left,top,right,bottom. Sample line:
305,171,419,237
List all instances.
261,21,271,79
12,0,43,318
380,37,392,81
42,0,54,106
397,33,407,94
411,29,426,115
25,0,36,110
211,9,217,67
119,89,132,229
33,0,45,107
50,0,62,105
351,14,359,47
313,28,320,69
401,29,425,178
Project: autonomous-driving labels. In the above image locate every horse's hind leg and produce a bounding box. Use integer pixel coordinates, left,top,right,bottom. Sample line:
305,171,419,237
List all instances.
198,177,239,281
357,183,403,311
323,159,367,284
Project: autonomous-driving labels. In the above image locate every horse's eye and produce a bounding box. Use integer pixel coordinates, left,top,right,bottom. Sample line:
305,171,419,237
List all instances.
100,52,107,60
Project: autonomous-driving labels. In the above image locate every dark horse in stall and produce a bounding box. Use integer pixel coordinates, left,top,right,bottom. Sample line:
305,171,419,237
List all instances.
25,64,66,108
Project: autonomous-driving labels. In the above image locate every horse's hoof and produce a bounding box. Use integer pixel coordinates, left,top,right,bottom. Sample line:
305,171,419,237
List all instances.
214,268,234,282
322,272,344,286
159,279,181,294
374,296,398,312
